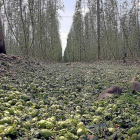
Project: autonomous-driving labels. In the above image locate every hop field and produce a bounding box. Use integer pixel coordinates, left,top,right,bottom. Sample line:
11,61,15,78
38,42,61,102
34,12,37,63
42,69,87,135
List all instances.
0,54,140,140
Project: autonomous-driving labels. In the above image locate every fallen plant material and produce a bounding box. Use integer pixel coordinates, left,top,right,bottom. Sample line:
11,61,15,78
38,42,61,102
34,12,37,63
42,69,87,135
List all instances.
0,54,140,139
98,92,114,100
88,135,94,139
131,77,140,92
87,70,95,74
98,86,122,100
122,80,127,83
123,59,126,63
66,63,71,65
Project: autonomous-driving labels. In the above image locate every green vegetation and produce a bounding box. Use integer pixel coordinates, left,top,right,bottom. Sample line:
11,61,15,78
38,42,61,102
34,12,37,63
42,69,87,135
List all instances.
2,0,62,62
64,0,140,61
0,55,140,139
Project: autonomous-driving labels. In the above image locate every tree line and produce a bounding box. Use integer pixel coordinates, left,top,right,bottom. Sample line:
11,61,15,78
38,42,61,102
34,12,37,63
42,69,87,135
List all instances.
0,0,63,62
64,0,140,62
0,0,140,62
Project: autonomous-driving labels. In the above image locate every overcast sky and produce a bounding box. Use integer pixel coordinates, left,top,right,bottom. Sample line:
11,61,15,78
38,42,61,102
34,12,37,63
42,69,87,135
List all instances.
59,0,75,56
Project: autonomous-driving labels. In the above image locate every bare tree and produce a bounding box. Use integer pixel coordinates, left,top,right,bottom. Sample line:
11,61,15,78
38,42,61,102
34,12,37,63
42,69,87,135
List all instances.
2,0,63,61
97,0,100,59
0,4,6,54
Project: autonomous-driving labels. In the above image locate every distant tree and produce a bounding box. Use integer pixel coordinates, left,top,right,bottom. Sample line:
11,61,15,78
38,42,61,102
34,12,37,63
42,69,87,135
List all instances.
2,0,63,61
0,3,6,54
64,0,84,62
74,0,84,61
97,0,100,59
64,26,75,62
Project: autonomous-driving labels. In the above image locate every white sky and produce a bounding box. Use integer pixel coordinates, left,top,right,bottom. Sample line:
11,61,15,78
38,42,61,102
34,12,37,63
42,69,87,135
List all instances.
59,0,89,56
